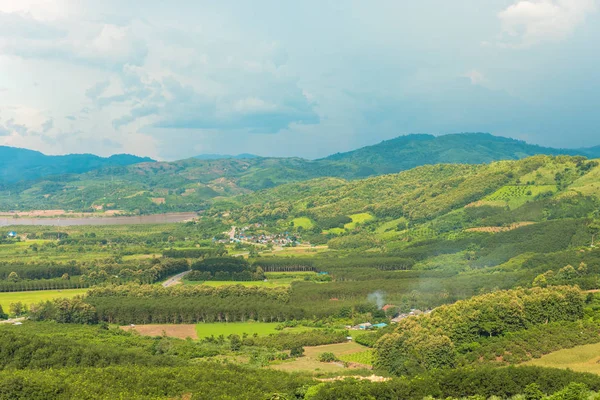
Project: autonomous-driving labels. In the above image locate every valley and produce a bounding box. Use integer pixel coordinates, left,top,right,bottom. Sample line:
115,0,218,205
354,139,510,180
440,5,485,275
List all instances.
1,143,600,398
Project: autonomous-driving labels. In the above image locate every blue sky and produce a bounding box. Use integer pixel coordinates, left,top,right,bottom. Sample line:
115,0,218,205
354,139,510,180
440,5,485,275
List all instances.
0,0,598,160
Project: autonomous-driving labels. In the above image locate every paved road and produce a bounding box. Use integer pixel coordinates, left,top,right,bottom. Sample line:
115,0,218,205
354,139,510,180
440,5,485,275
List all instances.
162,270,192,287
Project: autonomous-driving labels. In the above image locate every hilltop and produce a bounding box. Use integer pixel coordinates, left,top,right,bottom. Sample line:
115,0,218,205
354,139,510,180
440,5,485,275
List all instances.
322,133,600,175
0,146,153,184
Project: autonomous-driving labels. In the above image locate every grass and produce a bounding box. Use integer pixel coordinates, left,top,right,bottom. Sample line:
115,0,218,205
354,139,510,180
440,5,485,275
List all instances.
195,322,282,338
375,217,407,234
270,342,370,373
291,217,314,229
345,213,374,230
569,163,600,197
0,288,88,310
523,342,600,375
184,272,316,287
323,228,345,235
338,349,373,366
484,185,557,209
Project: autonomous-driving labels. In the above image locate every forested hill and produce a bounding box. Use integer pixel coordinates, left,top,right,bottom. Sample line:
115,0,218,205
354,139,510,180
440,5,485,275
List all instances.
2,133,600,213
322,133,600,175
220,155,600,247
0,146,154,184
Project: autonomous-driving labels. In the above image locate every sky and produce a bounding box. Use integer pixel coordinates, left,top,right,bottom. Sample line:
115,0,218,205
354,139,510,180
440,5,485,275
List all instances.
0,0,599,160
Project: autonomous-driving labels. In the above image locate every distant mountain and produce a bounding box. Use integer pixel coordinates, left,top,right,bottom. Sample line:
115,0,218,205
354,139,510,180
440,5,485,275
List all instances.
0,146,154,184
1,133,599,213
194,153,260,160
322,133,600,175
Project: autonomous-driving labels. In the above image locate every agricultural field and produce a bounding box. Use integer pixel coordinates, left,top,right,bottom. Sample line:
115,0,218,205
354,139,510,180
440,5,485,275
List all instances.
291,217,314,229
270,342,370,373
195,322,282,338
523,342,600,375
338,349,373,366
121,324,198,339
0,288,88,310
184,271,317,287
344,213,374,230
483,185,557,208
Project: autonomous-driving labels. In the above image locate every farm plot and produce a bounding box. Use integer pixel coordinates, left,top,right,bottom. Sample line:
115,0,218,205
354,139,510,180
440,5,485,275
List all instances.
270,342,370,373
0,288,88,310
195,322,281,338
121,324,198,339
484,185,557,209
523,342,600,375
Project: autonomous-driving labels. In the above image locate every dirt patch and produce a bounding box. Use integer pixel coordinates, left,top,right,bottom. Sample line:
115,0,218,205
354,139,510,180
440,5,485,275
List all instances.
466,222,535,233
151,198,166,205
0,209,125,218
121,324,197,339
317,375,390,383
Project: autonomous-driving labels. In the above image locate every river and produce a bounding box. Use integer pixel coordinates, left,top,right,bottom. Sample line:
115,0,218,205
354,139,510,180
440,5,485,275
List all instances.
0,212,198,227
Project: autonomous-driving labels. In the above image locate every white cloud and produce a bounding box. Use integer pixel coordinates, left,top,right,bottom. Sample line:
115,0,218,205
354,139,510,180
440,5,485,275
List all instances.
463,70,486,85
498,0,598,47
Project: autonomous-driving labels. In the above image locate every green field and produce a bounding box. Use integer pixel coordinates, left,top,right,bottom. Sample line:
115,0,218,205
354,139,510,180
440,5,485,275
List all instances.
0,289,88,311
484,185,557,208
338,349,373,366
195,322,282,338
184,271,316,287
291,217,314,229
523,342,600,375
344,213,374,230
270,342,369,373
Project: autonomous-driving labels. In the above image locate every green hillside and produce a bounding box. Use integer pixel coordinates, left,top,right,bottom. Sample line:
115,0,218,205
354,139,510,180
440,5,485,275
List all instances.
323,132,600,174
217,155,600,248
1,133,600,213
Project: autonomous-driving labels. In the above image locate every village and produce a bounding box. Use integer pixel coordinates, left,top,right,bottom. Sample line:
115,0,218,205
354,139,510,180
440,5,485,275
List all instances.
348,307,430,331
214,225,302,246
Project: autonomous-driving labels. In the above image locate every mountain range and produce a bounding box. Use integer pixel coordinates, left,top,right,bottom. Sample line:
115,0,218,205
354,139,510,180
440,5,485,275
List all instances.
1,133,600,212
0,146,153,184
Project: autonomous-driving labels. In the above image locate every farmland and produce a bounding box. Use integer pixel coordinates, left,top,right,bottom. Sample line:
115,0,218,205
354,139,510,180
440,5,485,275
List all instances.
523,342,600,375
270,342,370,373
0,288,88,310
122,324,198,339
195,322,283,338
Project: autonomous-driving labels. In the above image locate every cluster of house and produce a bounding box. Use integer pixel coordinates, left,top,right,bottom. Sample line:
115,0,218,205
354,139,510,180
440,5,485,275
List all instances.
6,231,17,239
347,306,430,331
390,308,428,323
348,322,389,331
218,225,301,246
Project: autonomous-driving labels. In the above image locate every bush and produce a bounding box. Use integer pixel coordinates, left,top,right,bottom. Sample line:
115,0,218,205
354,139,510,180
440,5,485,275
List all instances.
290,346,305,358
317,352,338,363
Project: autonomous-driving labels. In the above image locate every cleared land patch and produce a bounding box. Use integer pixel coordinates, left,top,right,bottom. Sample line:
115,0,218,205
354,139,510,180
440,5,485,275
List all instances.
121,324,198,339
465,222,535,233
0,288,88,310
345,213,374,230
183,271,316,288
270,342,370,373
291,217,314,229
195,322,281,338
523,342,600,375
483,185,557,209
